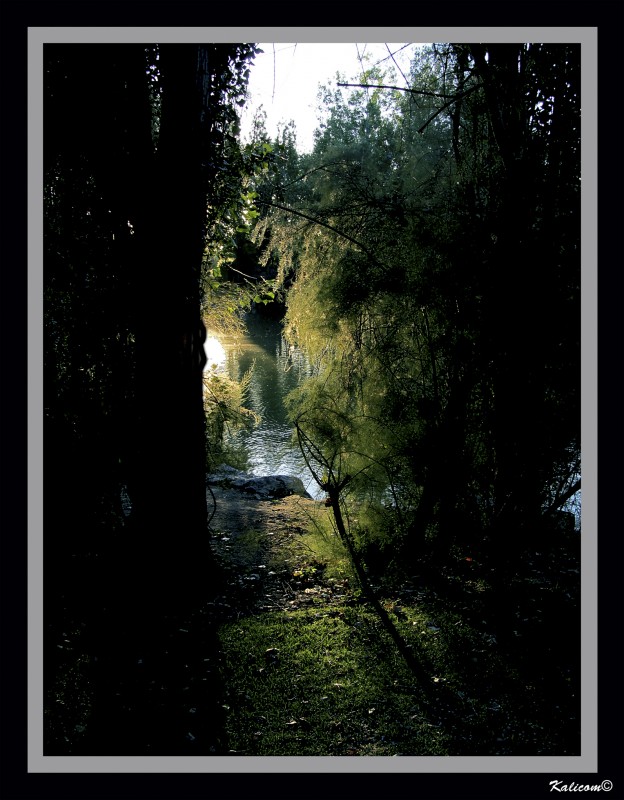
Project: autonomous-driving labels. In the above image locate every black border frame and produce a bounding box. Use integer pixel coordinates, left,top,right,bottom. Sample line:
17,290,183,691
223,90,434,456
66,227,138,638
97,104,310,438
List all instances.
2,2,623,798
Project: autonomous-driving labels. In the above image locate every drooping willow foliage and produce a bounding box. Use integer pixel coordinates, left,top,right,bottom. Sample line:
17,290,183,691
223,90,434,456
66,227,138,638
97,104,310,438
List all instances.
248,43,581,574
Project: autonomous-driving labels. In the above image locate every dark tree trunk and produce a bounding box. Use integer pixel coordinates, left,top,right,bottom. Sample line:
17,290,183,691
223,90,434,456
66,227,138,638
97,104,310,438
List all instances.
126,45,212,606
44,44,220,623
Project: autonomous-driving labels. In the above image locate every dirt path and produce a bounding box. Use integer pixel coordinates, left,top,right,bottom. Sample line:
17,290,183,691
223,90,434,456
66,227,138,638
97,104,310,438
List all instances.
208,483,322,539
206,485,348,617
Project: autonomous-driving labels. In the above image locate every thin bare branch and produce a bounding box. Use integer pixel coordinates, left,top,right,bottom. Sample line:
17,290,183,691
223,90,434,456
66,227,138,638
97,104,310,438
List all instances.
337,82,457,99
385,43,409,88
255,198,377,260
417,84,482,134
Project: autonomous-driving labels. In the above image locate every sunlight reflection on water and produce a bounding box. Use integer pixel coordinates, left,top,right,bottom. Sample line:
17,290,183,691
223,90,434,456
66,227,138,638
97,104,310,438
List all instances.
202,336,227,371
204,314,322,498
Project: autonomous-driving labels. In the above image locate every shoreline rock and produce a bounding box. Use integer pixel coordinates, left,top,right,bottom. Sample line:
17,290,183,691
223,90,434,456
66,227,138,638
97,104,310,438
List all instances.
207,466,312,500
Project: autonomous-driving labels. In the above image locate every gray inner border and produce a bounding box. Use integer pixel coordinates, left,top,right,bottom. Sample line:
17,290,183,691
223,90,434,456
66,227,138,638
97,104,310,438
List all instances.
28,26,598,774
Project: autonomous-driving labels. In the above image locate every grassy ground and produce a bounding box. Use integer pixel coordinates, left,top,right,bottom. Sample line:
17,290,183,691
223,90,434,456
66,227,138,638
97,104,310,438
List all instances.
44,490,580,757
209,495,580,757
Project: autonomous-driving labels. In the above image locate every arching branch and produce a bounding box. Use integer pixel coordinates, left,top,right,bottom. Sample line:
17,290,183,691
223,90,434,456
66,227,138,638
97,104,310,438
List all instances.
338,81,457,99
416,84,482,134
255,198,377,260
337,81,483,135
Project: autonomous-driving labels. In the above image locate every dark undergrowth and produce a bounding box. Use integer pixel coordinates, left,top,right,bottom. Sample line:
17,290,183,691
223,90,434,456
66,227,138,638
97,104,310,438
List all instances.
43,501,580,757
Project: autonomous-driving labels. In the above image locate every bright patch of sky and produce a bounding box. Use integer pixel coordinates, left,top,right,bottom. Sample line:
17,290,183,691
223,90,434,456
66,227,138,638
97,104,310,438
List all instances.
240,42,422,153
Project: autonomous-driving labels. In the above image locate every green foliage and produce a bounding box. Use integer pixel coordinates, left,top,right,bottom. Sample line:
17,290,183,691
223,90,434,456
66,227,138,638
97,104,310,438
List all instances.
249,43,581,574
203,362,260,471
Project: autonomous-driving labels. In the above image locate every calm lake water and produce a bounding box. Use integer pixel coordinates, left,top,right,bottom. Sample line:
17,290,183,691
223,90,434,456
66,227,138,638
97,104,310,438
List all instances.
204,313,581,525
204,312,322,499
